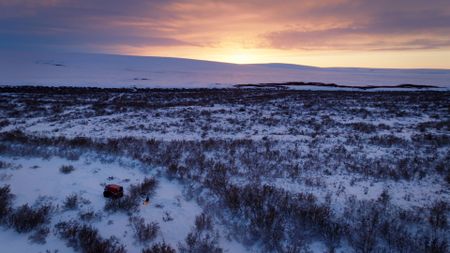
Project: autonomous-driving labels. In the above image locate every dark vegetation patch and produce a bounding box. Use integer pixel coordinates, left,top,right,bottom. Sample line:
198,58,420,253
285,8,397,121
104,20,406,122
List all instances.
0,185,14,223
1,184,52,245
60,165,75,174
179,213,223,253
55,220,126,253
8,203,52,233
63,194,79,210
28,226,50,244
142,242,176,253
129,216,159,244
234,81,440,89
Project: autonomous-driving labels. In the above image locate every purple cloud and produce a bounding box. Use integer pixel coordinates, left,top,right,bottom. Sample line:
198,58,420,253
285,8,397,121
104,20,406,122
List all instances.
1,0,449,52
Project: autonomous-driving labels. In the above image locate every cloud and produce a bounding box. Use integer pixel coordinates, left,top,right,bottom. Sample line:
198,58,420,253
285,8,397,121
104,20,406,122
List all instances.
0,0,193,51
0,0,449,52
261,0,450,50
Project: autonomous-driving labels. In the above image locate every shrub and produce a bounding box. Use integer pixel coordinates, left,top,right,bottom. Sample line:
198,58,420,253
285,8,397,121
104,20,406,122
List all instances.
429,201,448,231
179,213,222,253
0,160,10,169
195,213,212,232
129,177,158,198
9,204,52,233
0,119,10,128
28,226,50,244
129,216,159,243
347,204,381,253
104,195,139,213
60,165,75,174
63,194,79,210
350,122,377,134
55,220,125,253
68,137,93,147
377,189,391,206
162,211,173,222
423,236,448,253
79,210,100,222
0,129,29,143
0,185,14,222
167,164,178,178
321,221,343,252
369,135,405,147
179,230,223,253
142,242,176,253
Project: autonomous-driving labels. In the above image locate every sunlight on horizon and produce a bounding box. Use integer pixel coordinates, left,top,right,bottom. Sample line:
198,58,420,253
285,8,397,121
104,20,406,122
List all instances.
2,1,449,69
118,46,450,69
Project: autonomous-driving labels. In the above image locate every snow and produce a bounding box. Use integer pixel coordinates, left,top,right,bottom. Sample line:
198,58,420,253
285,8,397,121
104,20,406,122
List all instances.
1,50,449,88
0,152,252,253
0,86,448,252
0,227,74,253
0,155,197,252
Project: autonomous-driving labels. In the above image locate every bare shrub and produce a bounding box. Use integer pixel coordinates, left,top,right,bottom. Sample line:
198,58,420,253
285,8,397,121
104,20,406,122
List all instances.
429,201,448,231
179,230,222,253
104,195,139,213
55,220,125,253
195,213,212,232
167,163,179,179
142,242,176,253
0,185,14,223
321,221,344,252
63,194,79,210
129,177,158,198
377,189,391,206
0,119,10,128
78,210,101,222
68,136,93,148
179,213,222,253
345,200,383,253
162,211,173,222
0,160,9,169
9,203,52,233
204,163,228,195
0,129,30,143
129,216,159,244
28,226,50,244
423,236,448,253
349,122,377,134
60,165,75,174
369,135,406,147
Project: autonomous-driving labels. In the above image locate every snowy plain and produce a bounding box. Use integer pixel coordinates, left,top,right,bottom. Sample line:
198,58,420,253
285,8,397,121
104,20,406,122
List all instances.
1,50,450,89
0,87,448,253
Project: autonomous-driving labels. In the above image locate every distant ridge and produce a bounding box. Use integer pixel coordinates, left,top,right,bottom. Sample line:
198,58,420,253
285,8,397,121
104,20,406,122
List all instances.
234,82,441,90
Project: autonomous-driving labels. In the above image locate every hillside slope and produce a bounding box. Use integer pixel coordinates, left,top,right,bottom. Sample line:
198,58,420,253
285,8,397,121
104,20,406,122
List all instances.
1,50,449,88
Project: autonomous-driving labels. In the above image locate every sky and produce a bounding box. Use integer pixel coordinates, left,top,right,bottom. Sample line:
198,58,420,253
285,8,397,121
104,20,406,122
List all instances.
1,0,450,68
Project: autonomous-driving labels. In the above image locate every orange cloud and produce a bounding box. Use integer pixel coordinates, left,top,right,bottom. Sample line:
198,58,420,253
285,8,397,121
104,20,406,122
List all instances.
1,0,449,68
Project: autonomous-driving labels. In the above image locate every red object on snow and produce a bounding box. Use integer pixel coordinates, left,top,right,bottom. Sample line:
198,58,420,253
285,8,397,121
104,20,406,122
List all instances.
103,184,124,198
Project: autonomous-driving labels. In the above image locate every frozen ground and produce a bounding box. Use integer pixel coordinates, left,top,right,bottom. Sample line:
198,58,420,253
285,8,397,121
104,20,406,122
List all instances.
0,154,247,253
0,87,448,253
1,50,450,88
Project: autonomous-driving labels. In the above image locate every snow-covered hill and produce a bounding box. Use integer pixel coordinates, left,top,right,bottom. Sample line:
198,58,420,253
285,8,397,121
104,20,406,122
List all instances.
1,50,449,88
